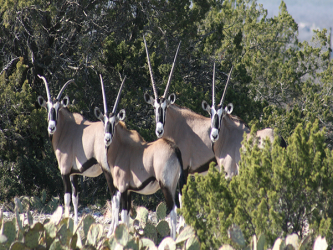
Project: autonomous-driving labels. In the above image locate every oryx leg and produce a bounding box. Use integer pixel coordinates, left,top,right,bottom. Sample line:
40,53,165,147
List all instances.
161,185,177,239
102,168,118,237
62,174,72,218
70,175,79,225
120,191,130,226
107,190,121,237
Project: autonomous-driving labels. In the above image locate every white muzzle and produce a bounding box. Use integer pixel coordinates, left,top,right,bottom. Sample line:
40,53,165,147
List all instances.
48,121,56,134
156,122,164,138
104,133,112,147
210,128,219,142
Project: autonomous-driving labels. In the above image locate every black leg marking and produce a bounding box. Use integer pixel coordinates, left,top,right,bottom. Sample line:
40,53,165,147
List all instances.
102,168,116,196
160,181,174,214
127,192,132,215
62,174,71,194
120,191,128,211
70,175,79,197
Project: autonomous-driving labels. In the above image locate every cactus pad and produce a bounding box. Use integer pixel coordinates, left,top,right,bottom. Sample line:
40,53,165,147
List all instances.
156,220,169,238
175,226,195,244
82,214,95,238
24,224,43,249
86,223,103,246
143,222,157,244
185,235,200,250
156,202,167,221
136,207,149,226
2,221,16,246
158,237,176,250
114,224,129,246
227,224,246,247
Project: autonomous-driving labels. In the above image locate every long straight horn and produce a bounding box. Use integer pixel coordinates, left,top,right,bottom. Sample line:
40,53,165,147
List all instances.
219,65,234,107
56,79,74,101
212,63,216,107
143,35,158,99
112,76,126,114
99,74,108,115
163,41,181,98
37,75,51,102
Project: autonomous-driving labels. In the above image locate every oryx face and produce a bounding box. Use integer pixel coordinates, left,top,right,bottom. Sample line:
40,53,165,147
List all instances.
144,93,176,138
202,101,233,143
38,96,69,135
95,108,126,147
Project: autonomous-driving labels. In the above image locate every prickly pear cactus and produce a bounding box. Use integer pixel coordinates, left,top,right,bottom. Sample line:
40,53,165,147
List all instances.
114,224,129,246
49,238,63,250
185,235,201,250
136,206,149,227
158,237,176,250
156,202,167,221
175,226,195,245
227,224,246,248
44,221,57,248
23,223,43,249
14,198,23,214
82,214,95,240
8,241,26,250
156,220,169,239
143,222,157,244
44,197,60,214
1,221,16,247
86,223,103,247
57,223,72,246
30,196,43,211
19,196,30,211
285,233,299,249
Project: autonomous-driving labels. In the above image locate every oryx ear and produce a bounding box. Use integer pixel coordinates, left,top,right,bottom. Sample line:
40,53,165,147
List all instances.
202,100,211,114
61,96,70,107
168,93,176,105
225,103,233,114
117,109,126,121
37,96,47,108
94,107,104,121
144,93,154,105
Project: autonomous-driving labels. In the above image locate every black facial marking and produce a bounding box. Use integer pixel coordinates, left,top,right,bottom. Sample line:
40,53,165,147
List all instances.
157,107,163,124
213,114,219,129
50,107,56,121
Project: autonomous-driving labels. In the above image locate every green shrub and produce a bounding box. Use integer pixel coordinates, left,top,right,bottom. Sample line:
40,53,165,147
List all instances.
181,120,333,249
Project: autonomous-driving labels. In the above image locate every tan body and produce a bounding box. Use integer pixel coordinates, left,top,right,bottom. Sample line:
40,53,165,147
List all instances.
162,104,216,175
213,114,275,177
107,121,181,198
105,121,183,239
52,108,107,177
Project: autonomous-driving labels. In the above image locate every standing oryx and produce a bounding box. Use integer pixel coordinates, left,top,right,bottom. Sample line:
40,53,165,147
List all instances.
201,63,287,177
143,37,217,179
94,75,186,239
37,75,116,230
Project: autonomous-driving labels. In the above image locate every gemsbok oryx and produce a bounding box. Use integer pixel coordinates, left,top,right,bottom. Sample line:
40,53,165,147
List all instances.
94,75,186,239
37,75,116,229
201,63,287,177
143,36,217,179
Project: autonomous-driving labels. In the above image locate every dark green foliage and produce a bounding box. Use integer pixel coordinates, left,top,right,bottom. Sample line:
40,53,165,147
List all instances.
181,120,333,249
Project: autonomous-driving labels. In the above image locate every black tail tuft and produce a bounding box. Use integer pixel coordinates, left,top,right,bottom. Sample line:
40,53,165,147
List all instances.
175,147,187,208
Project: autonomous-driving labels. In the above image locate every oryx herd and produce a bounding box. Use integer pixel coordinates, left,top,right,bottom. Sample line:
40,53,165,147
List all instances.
37,37,286,239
